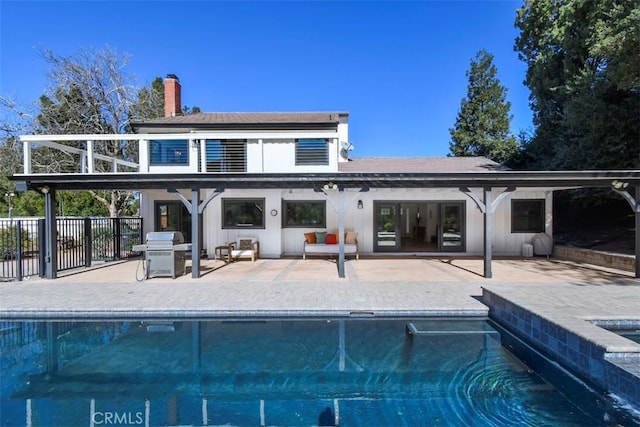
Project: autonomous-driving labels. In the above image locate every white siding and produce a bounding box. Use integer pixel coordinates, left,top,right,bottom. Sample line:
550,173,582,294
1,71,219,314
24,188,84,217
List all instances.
492,190,553,255
140,187,553,258
203,189,284,258
245,139,262,173
261,138,339,173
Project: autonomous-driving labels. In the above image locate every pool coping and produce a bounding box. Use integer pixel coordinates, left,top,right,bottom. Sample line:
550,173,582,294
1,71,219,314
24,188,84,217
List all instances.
482,287,640,408
0,309,490,321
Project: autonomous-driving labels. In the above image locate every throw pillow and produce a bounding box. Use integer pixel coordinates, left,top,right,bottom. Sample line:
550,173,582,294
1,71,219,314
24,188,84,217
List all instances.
239,239,253,250
315,231,327,244
325,233,337,244
345,231,358,244
304,232,316,244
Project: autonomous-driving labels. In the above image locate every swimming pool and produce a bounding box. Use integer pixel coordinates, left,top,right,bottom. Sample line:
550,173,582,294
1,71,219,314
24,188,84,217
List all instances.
1,318,638,426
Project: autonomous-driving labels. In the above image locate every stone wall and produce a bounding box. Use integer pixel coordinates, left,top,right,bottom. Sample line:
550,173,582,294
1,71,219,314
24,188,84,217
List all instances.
553,245,635,272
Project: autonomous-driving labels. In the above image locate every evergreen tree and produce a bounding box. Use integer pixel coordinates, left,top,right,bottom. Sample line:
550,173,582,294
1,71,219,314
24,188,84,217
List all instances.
448,50,517,163
514,0,640,170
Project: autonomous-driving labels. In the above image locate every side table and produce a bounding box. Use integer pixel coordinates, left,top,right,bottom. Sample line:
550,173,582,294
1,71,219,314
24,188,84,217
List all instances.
214,245,230,263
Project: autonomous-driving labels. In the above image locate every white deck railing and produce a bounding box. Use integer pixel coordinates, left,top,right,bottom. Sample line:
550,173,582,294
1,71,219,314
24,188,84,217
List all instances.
20,130,342,175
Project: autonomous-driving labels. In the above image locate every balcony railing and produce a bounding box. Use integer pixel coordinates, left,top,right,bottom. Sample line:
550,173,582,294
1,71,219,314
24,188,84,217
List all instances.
20,130,341,175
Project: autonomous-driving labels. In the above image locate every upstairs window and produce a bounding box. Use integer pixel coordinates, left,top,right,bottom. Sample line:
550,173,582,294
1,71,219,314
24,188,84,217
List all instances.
222,198,265,229
511,199,545,233
150,139,189,165
206,139,246,172
295,138,329,165
282,200,326,228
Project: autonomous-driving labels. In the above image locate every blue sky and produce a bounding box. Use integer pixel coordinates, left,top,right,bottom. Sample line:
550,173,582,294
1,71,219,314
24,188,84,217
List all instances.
1,0,532,157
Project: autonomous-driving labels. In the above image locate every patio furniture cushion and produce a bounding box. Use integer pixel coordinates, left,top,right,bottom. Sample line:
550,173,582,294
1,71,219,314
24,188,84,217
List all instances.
303,231,358,260
239,239,253,250
345,231,358,244
229,237,259,262
325,233,337,244
304,232,316,244
315,231,327,243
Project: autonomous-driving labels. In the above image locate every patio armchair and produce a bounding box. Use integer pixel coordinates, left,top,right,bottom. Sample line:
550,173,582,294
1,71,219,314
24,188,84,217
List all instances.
229,237,259,262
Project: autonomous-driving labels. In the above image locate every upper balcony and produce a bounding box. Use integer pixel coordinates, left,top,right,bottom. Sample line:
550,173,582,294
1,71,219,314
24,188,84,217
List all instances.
19,119,349,176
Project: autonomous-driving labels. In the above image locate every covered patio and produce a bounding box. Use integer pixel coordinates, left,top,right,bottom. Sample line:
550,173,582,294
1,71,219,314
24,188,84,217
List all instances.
11,169,640,280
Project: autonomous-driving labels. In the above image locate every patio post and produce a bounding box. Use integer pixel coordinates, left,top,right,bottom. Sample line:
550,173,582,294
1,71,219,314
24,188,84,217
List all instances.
320,185,367,279
612,182,640,278
337,189,345,278
191,188,201,278
43,187,57,279
483,187,493,278
460,186,514,279
636,184,640,278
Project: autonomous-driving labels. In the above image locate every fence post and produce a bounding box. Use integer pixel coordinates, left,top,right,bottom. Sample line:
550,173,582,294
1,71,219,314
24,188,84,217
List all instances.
84,218,92,267
15,220,23,281
38,219,46,278
114,218,121,260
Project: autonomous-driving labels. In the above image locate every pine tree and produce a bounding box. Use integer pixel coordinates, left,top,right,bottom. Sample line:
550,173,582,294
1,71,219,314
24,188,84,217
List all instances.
448,50,517,164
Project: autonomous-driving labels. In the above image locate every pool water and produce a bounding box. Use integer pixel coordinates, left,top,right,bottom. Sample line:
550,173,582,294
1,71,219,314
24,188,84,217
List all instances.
1,318,638,426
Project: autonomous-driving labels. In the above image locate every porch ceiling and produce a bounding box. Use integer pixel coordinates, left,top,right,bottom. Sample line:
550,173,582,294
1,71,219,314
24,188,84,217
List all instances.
9,170,640,192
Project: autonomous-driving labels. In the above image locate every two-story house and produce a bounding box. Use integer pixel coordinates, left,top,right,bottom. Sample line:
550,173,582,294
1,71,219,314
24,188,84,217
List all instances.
132,77,549,259
14,75,640,279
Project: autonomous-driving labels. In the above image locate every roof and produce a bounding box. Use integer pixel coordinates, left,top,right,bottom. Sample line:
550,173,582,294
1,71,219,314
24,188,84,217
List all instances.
339,157,508,173
132,112,347,130
11,170,640,192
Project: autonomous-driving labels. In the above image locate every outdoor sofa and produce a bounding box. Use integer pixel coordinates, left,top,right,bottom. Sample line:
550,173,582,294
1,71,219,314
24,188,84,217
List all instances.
303,231,359,260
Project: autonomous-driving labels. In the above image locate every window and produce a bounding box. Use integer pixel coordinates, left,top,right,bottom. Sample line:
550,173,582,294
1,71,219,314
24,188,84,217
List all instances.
222,199,265,229
511,199,545,233
205,139,246,172
295,139,329,165
150,140,189,165
283,200,326,228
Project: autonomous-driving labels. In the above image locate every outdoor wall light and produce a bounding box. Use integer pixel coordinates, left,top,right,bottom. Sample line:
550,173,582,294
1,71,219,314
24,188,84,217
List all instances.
612,180,629,190
357,200,363,209
323,182,338,191
270,209,278,216
40,186,50,194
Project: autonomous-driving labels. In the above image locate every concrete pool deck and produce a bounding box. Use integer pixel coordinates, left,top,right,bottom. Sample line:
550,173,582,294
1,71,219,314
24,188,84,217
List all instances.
1,256,637,320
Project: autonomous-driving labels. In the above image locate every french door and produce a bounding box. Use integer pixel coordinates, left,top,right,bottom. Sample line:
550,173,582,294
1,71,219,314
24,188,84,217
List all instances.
155,201,192,243
439,202,465,251
374,203,400,251
374,201,465,252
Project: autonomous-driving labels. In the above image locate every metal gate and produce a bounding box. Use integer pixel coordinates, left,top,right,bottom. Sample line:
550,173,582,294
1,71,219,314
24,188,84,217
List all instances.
0,217,143,281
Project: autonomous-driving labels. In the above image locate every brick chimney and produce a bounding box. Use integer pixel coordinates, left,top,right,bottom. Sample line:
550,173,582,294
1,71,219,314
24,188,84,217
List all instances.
164,74,181,117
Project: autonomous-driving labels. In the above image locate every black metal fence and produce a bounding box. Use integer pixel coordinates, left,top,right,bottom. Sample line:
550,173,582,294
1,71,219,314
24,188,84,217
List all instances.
0,217,143,281
0,219,41,281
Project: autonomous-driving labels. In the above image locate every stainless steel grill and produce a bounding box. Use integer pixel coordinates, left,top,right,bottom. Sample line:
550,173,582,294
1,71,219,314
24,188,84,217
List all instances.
133,231,191,278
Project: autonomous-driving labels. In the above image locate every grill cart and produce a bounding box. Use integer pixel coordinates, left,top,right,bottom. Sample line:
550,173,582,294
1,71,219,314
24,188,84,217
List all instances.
132,231,191,278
